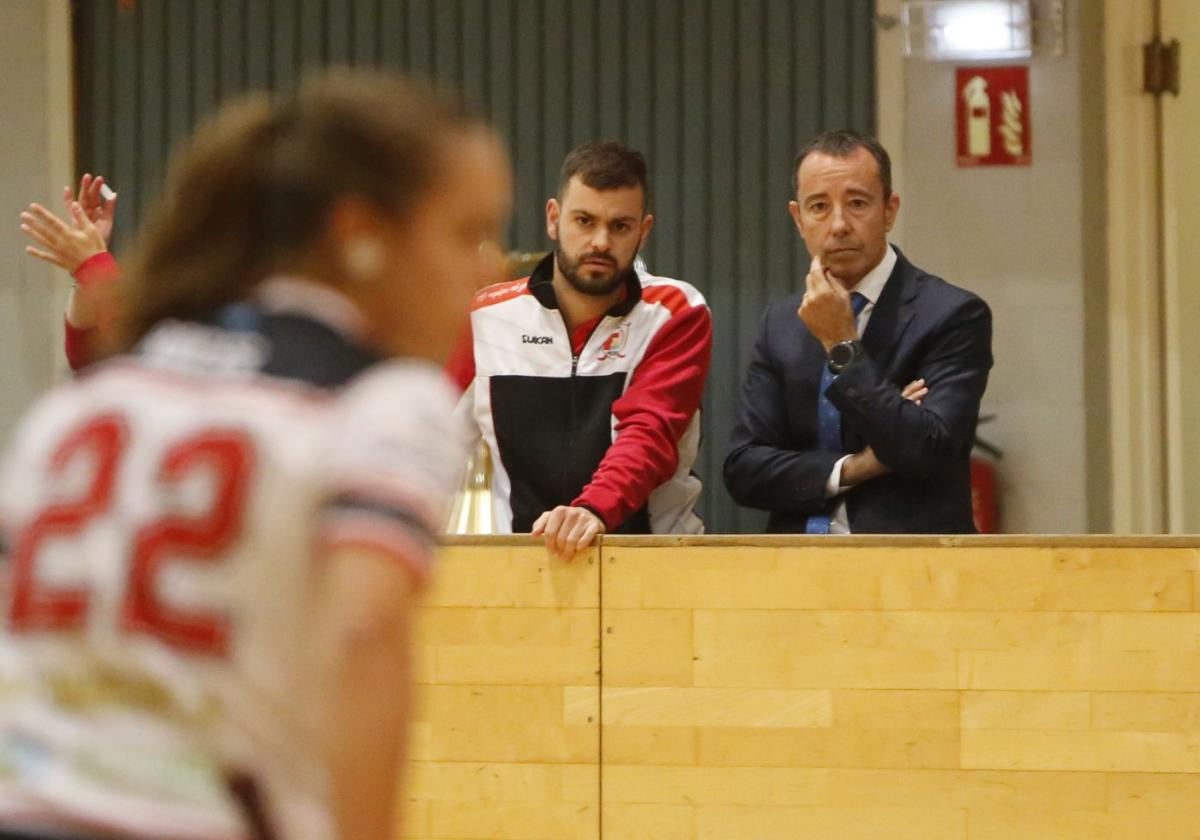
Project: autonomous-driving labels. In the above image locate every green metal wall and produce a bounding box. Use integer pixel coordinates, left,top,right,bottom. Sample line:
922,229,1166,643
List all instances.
74,0,876,533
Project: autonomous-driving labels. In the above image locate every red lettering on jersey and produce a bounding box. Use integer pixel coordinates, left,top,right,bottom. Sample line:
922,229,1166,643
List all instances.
123,432,255,657
10,414,127,631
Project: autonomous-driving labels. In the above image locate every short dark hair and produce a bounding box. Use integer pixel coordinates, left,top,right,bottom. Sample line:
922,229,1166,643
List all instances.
559,141,649,206
792,129,892,198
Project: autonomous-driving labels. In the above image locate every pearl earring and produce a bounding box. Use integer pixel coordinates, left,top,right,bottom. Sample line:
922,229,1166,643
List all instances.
343,237,385,283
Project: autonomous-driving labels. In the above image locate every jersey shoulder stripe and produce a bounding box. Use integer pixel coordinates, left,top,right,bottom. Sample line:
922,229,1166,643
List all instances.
324,494,436,543
638,275,708,314
472,278,531,311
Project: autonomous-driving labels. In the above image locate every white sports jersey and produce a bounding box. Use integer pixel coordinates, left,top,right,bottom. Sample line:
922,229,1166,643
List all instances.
0,283,466,840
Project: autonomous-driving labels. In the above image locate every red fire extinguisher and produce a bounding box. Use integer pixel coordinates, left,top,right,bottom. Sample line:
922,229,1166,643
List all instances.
971,416,1001,533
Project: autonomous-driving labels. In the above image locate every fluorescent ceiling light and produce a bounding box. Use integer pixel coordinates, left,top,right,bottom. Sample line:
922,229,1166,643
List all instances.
903,0,1033,60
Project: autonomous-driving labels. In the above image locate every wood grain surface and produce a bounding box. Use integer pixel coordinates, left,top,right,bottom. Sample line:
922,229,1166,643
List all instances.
399,538,1200,839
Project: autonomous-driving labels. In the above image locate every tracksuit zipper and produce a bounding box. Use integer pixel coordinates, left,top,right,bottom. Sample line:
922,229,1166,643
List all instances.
564,317,604,504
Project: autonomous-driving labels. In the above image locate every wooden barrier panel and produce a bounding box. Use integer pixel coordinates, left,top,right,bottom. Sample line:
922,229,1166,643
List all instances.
402,537,1200,839
399,541,601,840
601,538,1200,840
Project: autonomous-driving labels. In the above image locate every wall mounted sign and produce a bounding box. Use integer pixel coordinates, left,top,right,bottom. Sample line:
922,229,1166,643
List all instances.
956,65,1031,166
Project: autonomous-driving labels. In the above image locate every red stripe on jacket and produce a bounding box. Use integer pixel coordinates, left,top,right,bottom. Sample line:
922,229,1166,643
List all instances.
572,297,712,530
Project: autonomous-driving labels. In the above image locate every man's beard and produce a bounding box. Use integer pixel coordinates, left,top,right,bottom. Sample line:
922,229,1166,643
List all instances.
555,241,638,297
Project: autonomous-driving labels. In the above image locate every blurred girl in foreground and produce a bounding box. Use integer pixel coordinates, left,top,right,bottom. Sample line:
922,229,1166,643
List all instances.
0,71,511,840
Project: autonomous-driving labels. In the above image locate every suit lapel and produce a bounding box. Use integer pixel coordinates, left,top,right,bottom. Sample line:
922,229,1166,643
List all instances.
860,249,918,372
841,250,918,457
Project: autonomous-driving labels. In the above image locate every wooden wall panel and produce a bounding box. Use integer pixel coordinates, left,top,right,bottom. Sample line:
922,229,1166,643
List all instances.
402,543,600,840
595,538,1200,840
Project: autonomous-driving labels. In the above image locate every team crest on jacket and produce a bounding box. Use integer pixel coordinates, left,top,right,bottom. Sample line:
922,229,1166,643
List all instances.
597,324,629,360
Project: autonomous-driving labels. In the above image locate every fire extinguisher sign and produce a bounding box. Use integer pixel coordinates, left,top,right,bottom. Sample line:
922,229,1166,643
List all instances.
956,65,1031,167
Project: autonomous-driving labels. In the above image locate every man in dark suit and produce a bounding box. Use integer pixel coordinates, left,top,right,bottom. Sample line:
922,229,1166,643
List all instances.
724,130,992,533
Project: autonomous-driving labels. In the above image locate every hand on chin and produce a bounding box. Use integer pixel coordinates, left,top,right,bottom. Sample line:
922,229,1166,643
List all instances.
821,250,860,285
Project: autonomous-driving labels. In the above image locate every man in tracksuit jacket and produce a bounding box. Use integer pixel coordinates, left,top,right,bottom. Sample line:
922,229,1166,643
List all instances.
446,141,713,559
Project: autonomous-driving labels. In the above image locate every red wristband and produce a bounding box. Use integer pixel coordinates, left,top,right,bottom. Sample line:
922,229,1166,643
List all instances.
72,251,120,290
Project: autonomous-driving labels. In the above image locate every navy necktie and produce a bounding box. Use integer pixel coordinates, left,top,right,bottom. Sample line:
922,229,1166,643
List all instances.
807,291,869,535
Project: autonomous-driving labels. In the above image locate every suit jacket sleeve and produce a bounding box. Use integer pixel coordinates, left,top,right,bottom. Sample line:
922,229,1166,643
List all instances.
723,305,841,514
827,293,992,480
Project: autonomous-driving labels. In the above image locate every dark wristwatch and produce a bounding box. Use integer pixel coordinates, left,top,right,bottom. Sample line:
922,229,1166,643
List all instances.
827,340,864,374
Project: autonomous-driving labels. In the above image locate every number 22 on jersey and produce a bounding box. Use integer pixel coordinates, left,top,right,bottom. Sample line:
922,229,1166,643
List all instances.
7,412,255,657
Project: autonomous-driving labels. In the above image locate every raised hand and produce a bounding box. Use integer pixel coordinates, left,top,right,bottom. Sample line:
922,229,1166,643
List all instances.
797,256,858,351
20,201,107,272
66,173,118,245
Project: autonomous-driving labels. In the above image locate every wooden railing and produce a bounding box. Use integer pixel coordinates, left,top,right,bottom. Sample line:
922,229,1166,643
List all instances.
399,536,1200,840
